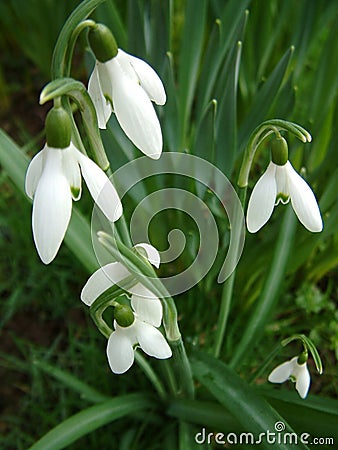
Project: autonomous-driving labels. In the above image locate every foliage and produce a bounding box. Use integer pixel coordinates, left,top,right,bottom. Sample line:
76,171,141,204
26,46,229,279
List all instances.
0,0,337,449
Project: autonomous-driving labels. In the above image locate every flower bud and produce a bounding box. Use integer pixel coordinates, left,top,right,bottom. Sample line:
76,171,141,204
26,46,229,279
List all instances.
88,23,118,63
297,350,308,365
271,136,289,166
45,107,71,149
114,304,135,328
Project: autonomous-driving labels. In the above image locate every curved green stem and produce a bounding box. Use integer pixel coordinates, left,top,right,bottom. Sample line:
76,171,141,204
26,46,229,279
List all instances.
237,119,312,187
51,0,106,79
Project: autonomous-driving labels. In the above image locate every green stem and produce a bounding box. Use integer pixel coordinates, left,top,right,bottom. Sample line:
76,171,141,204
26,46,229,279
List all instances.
237,119,311,187
169,338,195,399
230,205,297,368
213,187,246,358
134,353,167,401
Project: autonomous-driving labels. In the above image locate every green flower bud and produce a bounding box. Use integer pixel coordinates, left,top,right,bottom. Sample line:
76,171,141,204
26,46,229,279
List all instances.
114,304,135,328
88,23,118,63
297,350,308,365
271,136,289,166
45,107,71,149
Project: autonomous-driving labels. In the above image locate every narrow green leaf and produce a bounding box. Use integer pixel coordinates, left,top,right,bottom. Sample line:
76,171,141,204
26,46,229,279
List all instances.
28,394,155,450
33,359,109,403
178,0,207,149
230,205,297,368
238,46,294,151
258,388,338,441
215,40,242,176
191,350,308,450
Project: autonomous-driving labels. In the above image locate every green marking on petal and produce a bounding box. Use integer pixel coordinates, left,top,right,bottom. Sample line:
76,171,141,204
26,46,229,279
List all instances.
275,192,289,205
71,186,81,199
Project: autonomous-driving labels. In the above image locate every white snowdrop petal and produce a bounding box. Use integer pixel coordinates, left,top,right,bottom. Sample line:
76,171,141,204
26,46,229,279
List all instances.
81,262,130,306
32,148,72,264
134,243,161,268
135,321,172,359
88,63,112,129
76,150,122,222
62,143,82,200
25,146,46,199
286,162,323,232
107,59,162,159
131,284,162,327
246,162,277,233
295,364,311,399
125,50,166,105
268,358,295,383
106,331,134,374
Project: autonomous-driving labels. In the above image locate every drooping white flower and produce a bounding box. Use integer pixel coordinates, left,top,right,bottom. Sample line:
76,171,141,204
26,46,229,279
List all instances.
88,49,166,160
268,356,311,399
246,161,323,233
81,243,171,374
25,142,122,264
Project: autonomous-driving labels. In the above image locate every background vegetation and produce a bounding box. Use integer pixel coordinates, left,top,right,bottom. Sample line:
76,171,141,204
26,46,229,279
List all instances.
0,0,337,449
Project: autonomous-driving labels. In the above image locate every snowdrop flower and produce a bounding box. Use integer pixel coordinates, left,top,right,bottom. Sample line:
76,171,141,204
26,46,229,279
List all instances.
268,356,311,399
246,160,323,233
25,107,122,264
81,243,172,374
88,24,166,159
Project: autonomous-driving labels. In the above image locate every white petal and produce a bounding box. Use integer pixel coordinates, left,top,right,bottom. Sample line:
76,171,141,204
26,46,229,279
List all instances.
275,164,290,204
32,148,72,264
295,363,311,399
62,143,82,200
268,357,296,383
75,149,122,222
134,243,161,268
81,262,130,306
131,283,162,327
286,162,323,232
106,330,135,374
122,50,166,105
106,59,163,159
88,63,112,129
25,146,46,199
246,162,277,233
135,321,172,359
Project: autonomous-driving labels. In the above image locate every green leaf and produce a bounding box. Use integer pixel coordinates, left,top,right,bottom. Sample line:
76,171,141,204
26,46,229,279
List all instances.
258,388,338,441
238,46,294,151
177,0,207,149
229,205,297,368
28,394,155,450
33,359,109,403
191,350,308,450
